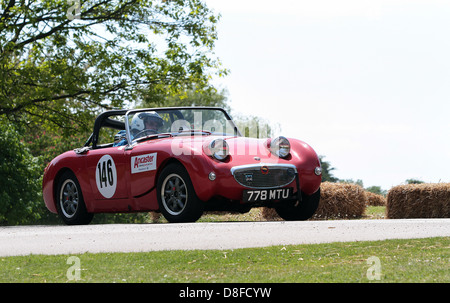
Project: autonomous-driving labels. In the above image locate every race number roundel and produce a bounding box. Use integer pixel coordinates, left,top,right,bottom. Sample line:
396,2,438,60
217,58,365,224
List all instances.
95,155,117,198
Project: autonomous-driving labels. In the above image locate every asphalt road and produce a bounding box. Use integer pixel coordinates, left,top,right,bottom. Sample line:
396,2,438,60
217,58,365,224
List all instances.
0,219,449,257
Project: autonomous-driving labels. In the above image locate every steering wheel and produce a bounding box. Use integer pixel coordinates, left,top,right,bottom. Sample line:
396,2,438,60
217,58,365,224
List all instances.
134,129,158,139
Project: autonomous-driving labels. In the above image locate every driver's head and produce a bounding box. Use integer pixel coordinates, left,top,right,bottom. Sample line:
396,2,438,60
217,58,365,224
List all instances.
144,118,160,131
131,111,163,132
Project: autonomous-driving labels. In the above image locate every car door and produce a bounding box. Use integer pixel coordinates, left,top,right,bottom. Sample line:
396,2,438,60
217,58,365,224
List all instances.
127,143,160,198
85,147,129,201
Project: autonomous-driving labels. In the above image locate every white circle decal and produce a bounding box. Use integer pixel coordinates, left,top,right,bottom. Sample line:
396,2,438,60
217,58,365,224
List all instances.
95,155,117,198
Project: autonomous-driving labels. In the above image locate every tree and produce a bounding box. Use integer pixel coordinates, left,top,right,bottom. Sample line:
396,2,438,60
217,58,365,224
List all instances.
0,120,41,225
366,186,387,196
0,0,227,225
141,85,230,109
406,179,424,184
232,113,279,138
0,0,226,135
319,155,339,183
339,178,364,187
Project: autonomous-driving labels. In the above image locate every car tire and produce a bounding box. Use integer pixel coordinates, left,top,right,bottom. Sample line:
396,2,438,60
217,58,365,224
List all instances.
56,171,94,225
275,188,321,221
157,163,204,223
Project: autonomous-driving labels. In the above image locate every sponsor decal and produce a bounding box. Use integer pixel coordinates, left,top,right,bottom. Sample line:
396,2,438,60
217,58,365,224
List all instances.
131,153,157,174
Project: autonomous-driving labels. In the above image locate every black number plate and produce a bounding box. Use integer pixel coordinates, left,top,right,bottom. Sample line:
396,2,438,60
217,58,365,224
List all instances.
242,188,293,203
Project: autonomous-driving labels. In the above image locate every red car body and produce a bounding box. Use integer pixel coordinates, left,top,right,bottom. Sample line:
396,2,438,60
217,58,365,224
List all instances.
42,107,322,224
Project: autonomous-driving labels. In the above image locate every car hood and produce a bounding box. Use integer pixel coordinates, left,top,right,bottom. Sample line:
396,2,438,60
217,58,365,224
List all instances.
135,134,319,167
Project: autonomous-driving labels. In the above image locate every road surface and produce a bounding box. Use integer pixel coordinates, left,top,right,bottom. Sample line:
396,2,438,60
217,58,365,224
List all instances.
0,219,449,256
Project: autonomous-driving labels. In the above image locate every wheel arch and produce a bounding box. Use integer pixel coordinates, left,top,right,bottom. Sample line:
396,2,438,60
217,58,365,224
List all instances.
52,167,75,210
155,156,214,202
156,158,185,184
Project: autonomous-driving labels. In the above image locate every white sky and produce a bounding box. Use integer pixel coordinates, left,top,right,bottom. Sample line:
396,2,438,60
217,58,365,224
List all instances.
205,0,450,190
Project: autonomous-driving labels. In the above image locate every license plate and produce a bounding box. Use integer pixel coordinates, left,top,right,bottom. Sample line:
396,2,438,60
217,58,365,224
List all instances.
242,188,293,203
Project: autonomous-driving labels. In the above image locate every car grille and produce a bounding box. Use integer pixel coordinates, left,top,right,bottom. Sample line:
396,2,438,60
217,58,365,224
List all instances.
231,164,297,189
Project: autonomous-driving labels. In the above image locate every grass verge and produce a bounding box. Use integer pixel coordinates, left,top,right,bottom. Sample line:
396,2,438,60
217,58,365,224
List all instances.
1,237,448,283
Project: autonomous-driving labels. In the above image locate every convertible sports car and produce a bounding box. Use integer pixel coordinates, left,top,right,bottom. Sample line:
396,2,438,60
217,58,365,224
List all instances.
42,107,322,224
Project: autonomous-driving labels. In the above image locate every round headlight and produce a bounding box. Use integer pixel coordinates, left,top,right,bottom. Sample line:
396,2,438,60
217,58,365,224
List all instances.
315,166,322,176
270,136,290,158
208,139,229,161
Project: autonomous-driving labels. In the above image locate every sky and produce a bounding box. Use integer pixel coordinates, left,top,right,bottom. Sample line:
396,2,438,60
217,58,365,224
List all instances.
205,0,450,190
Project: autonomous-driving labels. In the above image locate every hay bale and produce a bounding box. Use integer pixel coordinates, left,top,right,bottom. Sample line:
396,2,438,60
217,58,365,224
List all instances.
313,182,366,220
386,183,450,219
261,207,283,221
365,191,386,206
149,212,162,222
261,182,367,220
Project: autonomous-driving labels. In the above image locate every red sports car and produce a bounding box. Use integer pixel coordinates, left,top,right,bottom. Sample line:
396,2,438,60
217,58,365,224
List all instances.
42,107,322,224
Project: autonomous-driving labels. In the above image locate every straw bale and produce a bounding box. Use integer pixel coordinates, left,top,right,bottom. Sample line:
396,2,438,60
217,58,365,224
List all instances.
313,182,366,220
261,207,282,221
261,182,367,220
150,212,162,222
386,183,450,219
365,191,386,206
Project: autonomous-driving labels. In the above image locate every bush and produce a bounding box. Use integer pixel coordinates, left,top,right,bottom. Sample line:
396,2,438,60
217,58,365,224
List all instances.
0,121,42,225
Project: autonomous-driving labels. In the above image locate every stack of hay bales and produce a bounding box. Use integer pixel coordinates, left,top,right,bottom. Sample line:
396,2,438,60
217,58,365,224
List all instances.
261,182,367,220
386,183,450,218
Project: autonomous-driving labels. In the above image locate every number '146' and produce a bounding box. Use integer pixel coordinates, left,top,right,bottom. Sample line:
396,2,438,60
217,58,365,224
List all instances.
97,159,114,188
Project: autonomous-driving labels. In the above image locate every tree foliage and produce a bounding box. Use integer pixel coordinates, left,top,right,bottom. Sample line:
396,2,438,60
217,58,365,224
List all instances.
141,85,230,109
319,155,339,183
0,0,226,134
0,0,227,224
365,185,387,196
405,178,424,184
0,120,41,225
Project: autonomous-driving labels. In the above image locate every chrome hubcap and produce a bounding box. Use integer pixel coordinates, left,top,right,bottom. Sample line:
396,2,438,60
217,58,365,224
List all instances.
60,180,78,218
161,174,187,216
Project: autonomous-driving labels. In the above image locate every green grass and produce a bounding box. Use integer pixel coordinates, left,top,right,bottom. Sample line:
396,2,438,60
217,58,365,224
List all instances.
363,206,386,219
1,237,448,283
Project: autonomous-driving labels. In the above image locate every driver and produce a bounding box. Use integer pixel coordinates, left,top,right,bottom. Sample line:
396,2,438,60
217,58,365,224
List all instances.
130,111,163,137
113,111,163,147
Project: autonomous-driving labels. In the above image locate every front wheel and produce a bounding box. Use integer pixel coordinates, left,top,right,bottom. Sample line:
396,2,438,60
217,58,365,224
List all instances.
157,163,204,223
56,171,94,225
275,188,321,221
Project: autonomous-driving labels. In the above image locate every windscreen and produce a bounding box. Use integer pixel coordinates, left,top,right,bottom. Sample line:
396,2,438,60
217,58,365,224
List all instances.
127,108,241,141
